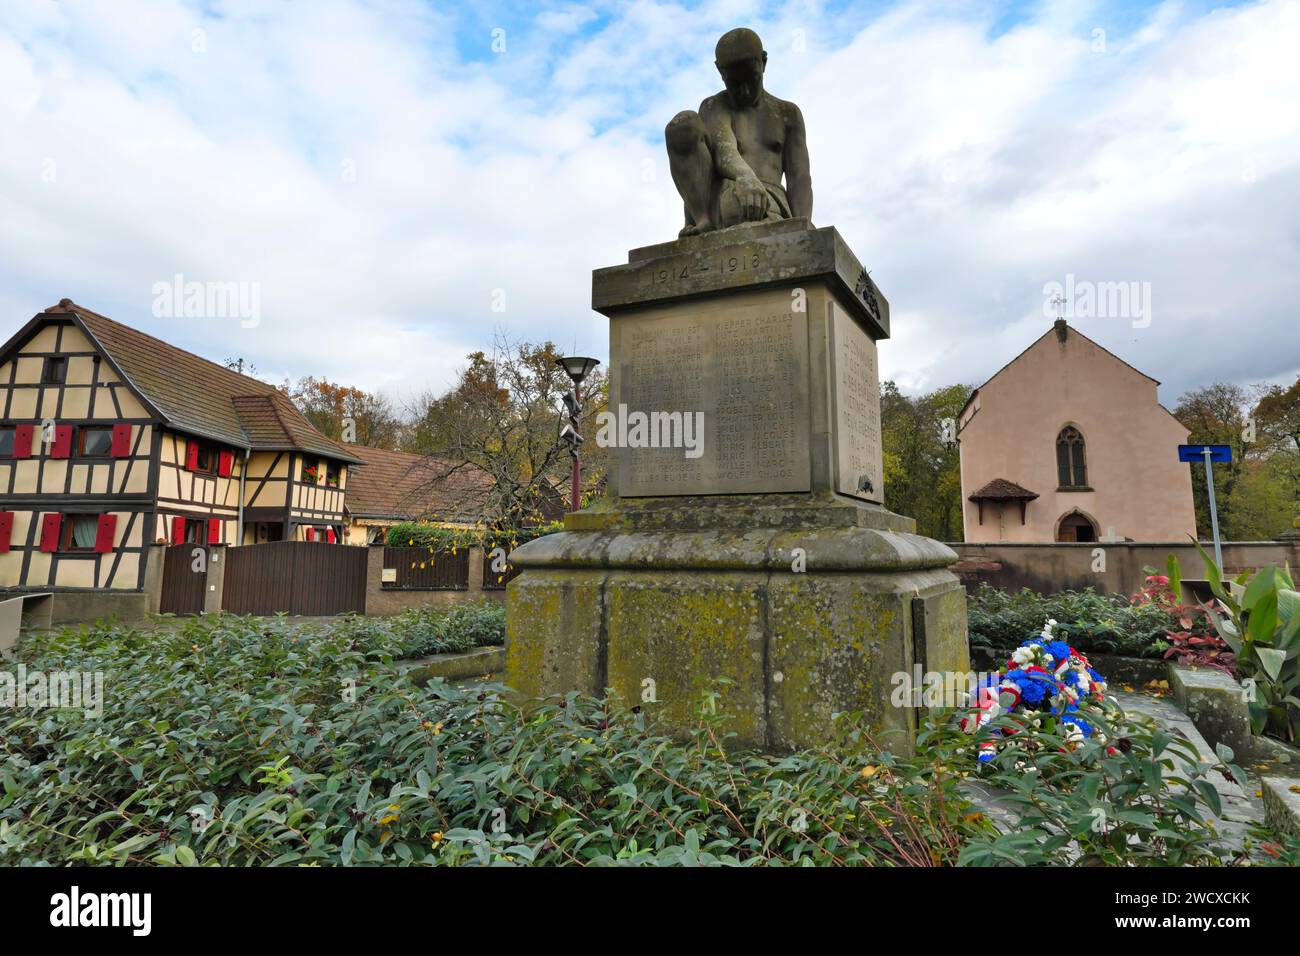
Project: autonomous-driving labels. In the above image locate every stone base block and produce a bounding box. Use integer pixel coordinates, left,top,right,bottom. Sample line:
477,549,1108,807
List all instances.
506,498,970,752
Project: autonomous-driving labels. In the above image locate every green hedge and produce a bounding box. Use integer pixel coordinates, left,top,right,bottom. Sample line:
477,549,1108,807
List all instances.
385,522,563,551
0,615,1268,866
327,602,506,659
966,585,1180,659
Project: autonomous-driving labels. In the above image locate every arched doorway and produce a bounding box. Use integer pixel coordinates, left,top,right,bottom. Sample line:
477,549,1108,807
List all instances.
1056,510,1098,543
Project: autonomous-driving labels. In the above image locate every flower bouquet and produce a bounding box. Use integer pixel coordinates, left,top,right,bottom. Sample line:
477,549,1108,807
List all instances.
961,619,1109,762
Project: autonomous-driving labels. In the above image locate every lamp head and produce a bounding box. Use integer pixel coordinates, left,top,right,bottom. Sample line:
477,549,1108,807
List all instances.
557,355,600,385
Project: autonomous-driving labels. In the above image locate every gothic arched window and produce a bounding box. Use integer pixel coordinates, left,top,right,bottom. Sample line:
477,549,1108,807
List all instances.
1056,426,1088,488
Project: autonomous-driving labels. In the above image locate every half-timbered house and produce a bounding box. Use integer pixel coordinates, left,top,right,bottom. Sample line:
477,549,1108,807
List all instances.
0,299,361,593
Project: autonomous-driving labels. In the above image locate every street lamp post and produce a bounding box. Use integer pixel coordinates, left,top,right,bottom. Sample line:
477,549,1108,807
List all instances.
557,356,600,512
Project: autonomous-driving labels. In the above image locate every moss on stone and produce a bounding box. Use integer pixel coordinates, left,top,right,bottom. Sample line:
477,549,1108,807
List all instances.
605,571,767,747
504,510,971,753
768,573,912,753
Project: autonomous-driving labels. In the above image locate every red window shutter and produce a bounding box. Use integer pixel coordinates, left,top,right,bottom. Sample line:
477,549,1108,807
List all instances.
305,527,315,542
94,514,117,553
218,450,233,477
185,440,199,471
0,512,13,553
13,424,34,459
39,513,62,552
51,424,73,459
111,423,132,457
170,515,185,545
326,528,336,544
207,518,221,544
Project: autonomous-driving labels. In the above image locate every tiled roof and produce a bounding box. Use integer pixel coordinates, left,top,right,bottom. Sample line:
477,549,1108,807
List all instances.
229,392,360,460
41,300,360,462
346,444,494,522
968,478,1040,501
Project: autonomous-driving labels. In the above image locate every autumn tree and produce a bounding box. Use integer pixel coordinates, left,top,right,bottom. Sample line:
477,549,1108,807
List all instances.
287,376,404,450
404,333,607,529
1249,376,1300,535
1173,383,1254,539
1253,376,1300,460
880,381,972,541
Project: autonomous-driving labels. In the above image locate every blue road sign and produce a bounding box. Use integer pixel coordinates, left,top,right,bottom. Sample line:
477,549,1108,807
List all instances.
1178,444,1232,463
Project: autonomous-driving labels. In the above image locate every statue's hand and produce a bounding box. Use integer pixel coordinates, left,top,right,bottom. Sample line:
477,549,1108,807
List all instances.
736,176,770,221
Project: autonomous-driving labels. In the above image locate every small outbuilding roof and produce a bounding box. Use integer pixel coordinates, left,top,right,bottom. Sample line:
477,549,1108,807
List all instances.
968,478,1040,502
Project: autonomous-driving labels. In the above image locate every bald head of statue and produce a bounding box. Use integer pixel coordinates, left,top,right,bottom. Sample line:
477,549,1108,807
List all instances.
714,28,767,109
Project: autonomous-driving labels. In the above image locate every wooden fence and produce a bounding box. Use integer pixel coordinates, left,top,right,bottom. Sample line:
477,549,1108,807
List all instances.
481,545,522,591
382,546,470,590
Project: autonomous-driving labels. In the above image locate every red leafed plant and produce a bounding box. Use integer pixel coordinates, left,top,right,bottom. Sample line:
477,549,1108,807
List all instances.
1132,570,1235,675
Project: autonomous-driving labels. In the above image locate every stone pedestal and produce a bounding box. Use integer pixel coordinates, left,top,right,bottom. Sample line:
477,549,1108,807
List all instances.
506,219,970,751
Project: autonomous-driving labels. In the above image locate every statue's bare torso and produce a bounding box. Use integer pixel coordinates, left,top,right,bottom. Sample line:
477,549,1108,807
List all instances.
699,89,796,188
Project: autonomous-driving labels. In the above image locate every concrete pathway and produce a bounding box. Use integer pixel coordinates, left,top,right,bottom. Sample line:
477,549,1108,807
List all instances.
961,688,1263,858
1111,689,1261,845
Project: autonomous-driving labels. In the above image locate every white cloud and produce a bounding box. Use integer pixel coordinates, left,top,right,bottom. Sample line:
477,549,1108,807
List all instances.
0,0,1296,410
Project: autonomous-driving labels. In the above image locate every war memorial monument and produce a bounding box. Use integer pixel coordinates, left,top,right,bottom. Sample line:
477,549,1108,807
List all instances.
506,28,970,751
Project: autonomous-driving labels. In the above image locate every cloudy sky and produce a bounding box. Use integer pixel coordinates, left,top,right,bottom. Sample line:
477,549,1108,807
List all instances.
1,0,1297,410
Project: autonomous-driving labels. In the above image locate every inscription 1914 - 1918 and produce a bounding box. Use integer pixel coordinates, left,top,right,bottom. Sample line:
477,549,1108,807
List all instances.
650,250,766,288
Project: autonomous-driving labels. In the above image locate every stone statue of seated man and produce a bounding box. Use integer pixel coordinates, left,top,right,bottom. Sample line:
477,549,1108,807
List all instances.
665,28,813,237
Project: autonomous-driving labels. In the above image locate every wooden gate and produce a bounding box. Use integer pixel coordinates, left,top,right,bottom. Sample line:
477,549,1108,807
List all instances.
159,544,208,615
222,541,367,616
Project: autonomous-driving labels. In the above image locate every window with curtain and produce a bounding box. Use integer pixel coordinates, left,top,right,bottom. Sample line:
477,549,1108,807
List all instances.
1056,426,1088,488
66,514,100,550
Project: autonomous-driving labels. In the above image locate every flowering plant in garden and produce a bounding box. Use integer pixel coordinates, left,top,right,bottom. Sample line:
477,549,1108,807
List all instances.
1133,564,1233,674
961,619,1109,762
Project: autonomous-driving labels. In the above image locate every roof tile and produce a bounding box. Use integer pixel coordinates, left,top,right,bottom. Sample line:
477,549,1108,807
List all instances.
346,444,494,522
45,300,360,462
969,478,1040,501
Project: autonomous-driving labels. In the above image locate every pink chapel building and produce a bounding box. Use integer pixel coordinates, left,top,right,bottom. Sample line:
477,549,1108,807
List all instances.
957,320,1196,543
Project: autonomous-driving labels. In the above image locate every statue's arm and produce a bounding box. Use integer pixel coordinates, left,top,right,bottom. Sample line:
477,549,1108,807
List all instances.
701,98,761,185
783,103,812,219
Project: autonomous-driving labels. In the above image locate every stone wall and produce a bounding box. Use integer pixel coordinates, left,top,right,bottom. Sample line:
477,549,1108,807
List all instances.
949,540,1299,596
